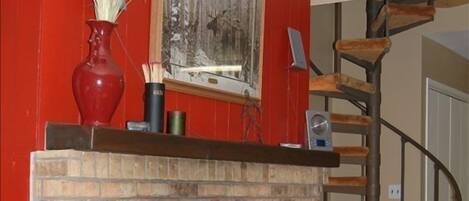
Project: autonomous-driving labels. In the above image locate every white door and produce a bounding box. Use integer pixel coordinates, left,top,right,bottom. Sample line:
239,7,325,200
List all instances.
426,78,468,201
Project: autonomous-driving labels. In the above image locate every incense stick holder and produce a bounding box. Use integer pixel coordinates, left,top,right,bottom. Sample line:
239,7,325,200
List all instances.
144,83,165,133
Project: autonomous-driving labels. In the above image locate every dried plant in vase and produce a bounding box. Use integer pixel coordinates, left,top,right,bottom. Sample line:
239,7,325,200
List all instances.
93,0,129,23
72,0,130,126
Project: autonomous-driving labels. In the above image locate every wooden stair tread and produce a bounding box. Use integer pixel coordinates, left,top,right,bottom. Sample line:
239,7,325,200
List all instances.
309,74,375,102
388,3,436,16
334,146,368,165
331,113,372,126
330,113,371,135
336,38,391,51
390,0,467,11
335,38,391,69
334,146,369,157
324,176,367,195
372,4,436,33
328,176,368,186
323,185,367,195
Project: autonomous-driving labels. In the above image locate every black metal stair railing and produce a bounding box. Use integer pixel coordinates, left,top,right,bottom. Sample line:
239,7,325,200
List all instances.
310,60,463,201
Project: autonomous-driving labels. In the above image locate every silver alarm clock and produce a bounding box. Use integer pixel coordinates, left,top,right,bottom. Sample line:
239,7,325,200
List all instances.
305,110,333,151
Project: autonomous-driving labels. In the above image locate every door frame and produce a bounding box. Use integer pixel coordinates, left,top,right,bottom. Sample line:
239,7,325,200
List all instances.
424,77,469,201
426,78,469,103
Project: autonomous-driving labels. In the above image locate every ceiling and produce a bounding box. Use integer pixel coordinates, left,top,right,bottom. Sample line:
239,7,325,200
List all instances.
424,30,469,60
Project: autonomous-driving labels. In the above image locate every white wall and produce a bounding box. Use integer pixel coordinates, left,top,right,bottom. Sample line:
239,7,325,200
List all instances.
310,4,335,111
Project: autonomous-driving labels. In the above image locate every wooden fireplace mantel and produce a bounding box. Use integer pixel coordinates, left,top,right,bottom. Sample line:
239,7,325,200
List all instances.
45,123,340,168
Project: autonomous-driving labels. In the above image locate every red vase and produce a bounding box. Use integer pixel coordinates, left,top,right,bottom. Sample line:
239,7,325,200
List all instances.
72,20,124,126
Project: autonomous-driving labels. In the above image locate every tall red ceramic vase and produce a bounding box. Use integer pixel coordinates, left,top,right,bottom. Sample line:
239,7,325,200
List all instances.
72,20,124,126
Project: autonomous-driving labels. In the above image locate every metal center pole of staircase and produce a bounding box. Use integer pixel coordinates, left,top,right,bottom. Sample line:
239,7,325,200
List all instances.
365,0,383,200
366,65,382,201
334,3,342,73
366,0,383,38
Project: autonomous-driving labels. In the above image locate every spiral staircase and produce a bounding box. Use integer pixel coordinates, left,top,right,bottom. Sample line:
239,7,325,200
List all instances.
308,0,464,200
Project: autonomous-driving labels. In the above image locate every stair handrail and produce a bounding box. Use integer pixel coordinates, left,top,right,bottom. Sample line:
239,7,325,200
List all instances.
310,60,462,201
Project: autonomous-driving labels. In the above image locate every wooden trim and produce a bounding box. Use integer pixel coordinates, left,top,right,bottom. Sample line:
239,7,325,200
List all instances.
427,78,469,102
149,0,265,104
164,78,254,104
46,123,340,168
256,0,265,105
149,0,163,62
310,0,354,6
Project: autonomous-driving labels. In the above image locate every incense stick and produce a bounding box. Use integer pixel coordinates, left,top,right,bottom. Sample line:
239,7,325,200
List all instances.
142,62,165,84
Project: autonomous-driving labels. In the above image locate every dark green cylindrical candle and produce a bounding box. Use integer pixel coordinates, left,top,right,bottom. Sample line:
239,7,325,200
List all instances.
167,111,186,136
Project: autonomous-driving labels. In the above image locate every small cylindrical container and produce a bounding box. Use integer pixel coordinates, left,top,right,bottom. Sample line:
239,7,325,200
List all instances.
144,83,165,133
167,111,186,136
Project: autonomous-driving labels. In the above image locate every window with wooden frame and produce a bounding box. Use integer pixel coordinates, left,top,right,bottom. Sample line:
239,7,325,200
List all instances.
149,0,264,104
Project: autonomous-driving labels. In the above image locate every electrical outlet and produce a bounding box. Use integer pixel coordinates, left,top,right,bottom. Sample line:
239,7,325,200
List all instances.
388,184,401,199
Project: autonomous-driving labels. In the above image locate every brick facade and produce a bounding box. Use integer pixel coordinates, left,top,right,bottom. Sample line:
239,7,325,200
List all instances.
30,150,325,201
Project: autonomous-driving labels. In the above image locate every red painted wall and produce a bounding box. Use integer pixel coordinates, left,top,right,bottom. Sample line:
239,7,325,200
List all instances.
0,0,310,200
1,0,43,199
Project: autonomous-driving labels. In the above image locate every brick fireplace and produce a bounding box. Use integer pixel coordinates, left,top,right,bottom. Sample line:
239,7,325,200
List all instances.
30,150,327,201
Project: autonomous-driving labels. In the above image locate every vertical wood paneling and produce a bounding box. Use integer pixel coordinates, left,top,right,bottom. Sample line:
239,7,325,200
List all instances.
0,1,310,201
286,0,297,144
37,0,86,149
260,0,273,144
266,0,281,144
165,91,179,116
288,0,301,143
175,92,193,133
122,0,151,122
190,96,217,139
297,0,311,144
109,9,129,128
266,0,291,145
1,0,42,200
228,104,244,141
215,102,230,140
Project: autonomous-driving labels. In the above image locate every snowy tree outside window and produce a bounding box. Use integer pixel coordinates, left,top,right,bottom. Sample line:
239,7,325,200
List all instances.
160,0,264,101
